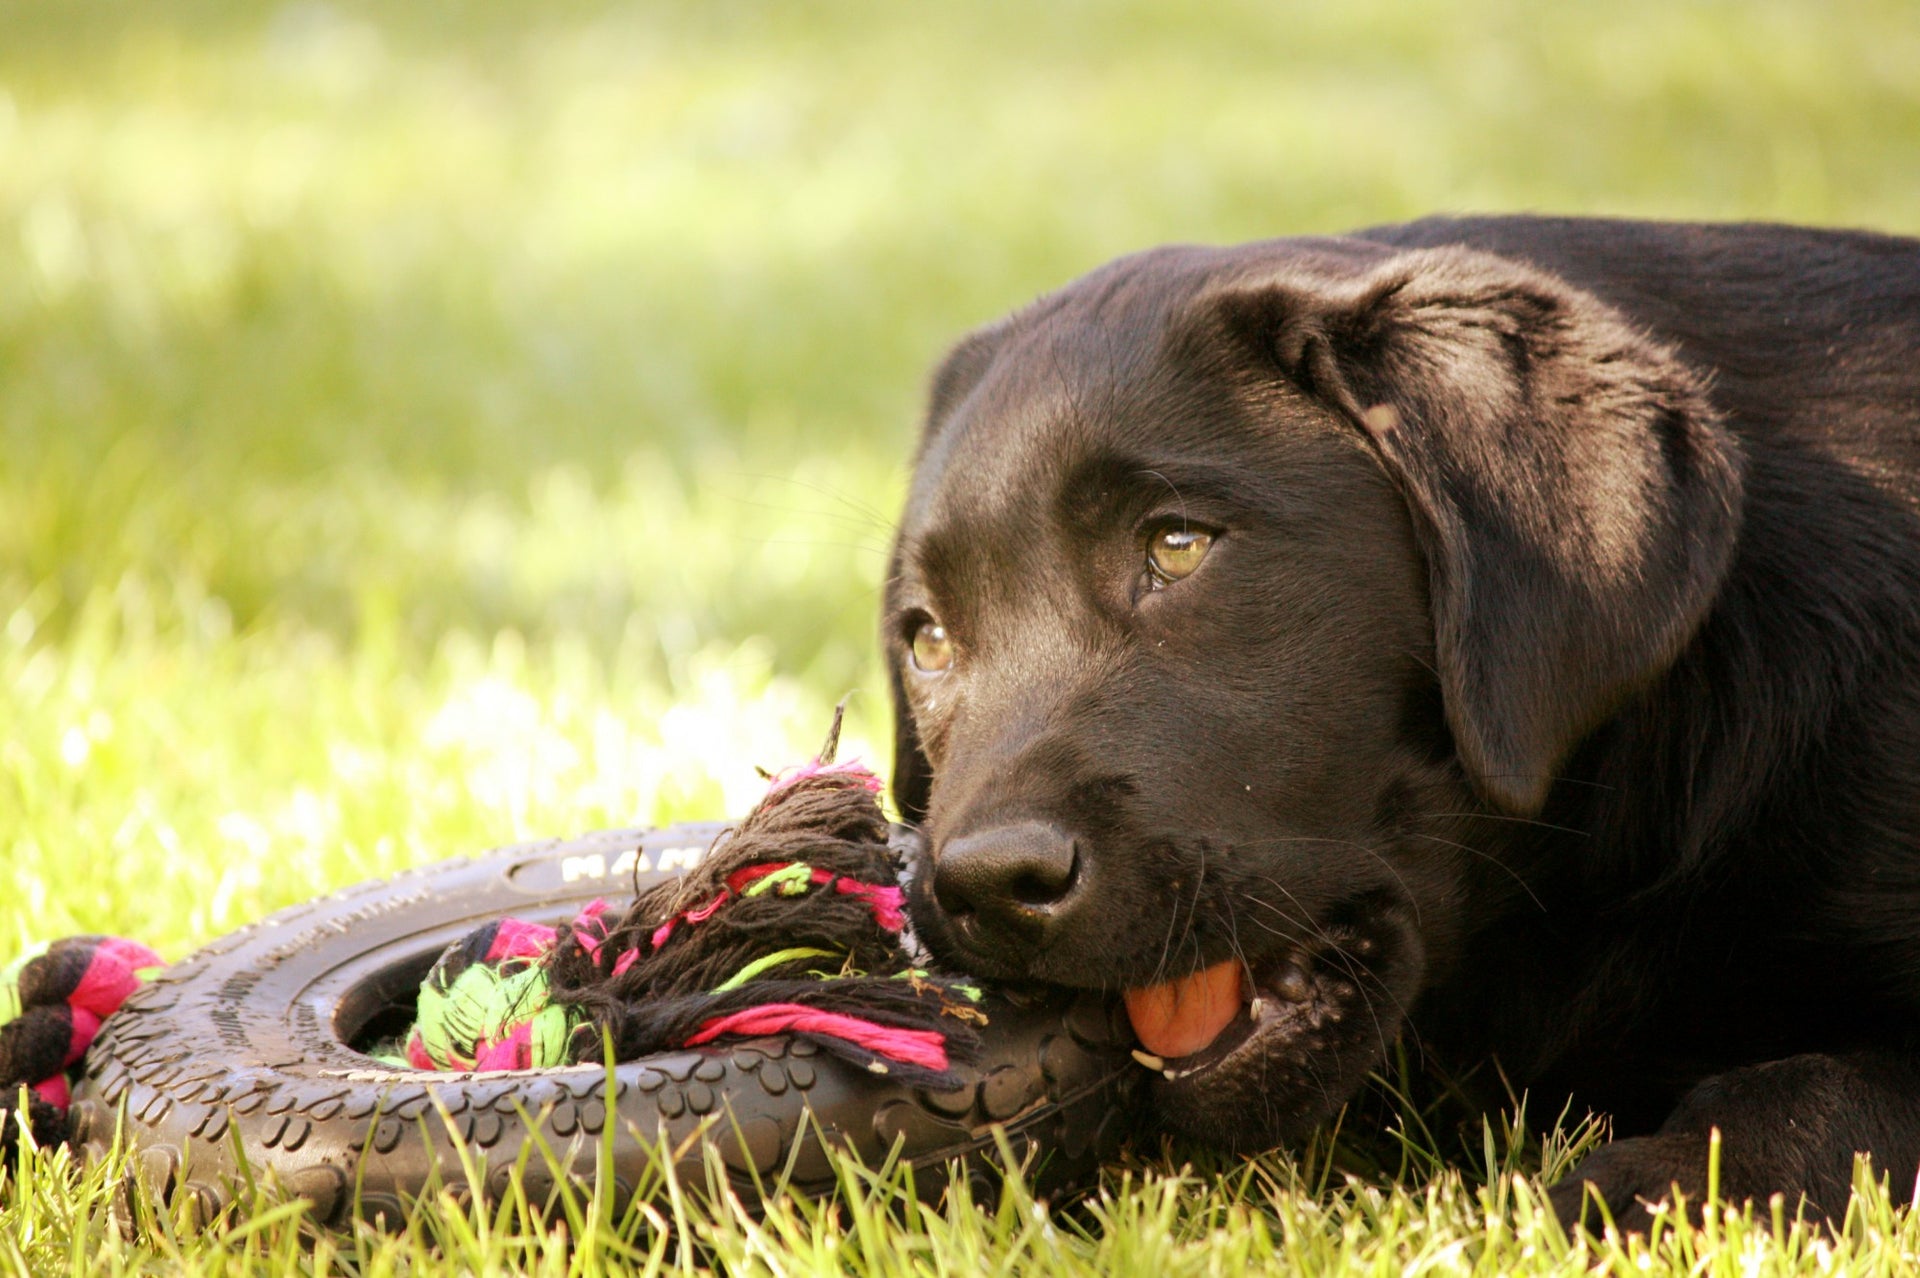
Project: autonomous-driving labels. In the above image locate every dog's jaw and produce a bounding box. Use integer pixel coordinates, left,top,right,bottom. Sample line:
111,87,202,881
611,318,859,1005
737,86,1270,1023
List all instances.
1137,900,1425,1149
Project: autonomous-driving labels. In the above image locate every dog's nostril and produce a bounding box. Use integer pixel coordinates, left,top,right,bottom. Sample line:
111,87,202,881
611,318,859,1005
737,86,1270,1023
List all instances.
1010,845,1079,906
934,821,1083,930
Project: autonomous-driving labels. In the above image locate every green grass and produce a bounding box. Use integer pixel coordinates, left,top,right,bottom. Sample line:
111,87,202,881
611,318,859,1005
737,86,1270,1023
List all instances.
3,0,1919,1271
13,1099,1920,1276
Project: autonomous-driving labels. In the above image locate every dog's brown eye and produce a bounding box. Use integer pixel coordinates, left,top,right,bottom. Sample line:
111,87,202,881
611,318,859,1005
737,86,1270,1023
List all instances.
1147,527,1213,583
910,619,954,673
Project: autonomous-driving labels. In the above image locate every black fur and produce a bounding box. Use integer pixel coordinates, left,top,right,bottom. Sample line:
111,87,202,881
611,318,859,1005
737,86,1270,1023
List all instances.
883,216,1920,1225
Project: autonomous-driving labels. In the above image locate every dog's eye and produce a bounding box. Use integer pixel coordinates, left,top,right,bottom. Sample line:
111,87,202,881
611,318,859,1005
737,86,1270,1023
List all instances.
1147,526,1214,584
909,619,954,674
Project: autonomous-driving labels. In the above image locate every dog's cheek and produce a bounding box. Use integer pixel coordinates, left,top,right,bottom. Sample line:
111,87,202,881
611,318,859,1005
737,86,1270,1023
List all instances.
1133,550,1431,844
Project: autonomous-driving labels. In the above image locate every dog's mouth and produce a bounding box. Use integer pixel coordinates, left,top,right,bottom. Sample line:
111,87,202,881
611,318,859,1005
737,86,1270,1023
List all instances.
897,822,1422,1148
1122,942,1363,1083
1124,958,1250,1067
1116,917,1413,1150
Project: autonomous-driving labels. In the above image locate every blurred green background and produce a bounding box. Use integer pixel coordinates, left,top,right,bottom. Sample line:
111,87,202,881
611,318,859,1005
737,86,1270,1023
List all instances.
3,0,1918,947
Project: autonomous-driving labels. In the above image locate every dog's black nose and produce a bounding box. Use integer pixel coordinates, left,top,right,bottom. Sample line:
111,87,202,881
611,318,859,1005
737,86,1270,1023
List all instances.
932,821,1083,943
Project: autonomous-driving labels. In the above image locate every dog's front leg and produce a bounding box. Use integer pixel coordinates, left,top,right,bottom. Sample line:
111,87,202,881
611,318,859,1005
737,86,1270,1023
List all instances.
1548,1051,1920,1229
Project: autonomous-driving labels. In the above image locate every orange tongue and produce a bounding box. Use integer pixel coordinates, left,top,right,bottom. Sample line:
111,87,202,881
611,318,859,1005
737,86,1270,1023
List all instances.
1123,960,1244,1059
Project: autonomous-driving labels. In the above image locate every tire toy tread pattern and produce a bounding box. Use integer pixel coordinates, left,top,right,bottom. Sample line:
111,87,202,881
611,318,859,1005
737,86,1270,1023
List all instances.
71,824,1140,1227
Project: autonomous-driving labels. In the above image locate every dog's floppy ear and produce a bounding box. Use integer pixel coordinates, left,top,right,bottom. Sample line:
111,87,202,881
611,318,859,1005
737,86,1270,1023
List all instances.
1210,246,1745,814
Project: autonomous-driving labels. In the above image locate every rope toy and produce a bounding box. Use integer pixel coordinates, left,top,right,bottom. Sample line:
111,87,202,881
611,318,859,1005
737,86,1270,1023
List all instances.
391,712,984,1086
394,915,584,1071
0,937,165,1158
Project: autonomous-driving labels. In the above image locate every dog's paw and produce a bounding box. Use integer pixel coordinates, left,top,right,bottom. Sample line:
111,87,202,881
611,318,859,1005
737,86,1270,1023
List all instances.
1548,1133,1710,1233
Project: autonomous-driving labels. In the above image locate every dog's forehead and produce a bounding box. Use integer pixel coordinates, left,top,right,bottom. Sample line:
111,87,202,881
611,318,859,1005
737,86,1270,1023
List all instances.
899,237,1393,544
908,380,1102,528
906,287,1223,539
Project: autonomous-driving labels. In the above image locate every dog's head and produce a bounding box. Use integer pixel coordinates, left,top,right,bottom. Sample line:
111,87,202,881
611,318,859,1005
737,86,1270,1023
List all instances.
885,237,1743,1148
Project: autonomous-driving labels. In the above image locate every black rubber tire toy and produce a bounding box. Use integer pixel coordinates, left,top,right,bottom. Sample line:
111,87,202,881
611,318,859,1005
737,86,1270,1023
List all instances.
68,823,1140,1229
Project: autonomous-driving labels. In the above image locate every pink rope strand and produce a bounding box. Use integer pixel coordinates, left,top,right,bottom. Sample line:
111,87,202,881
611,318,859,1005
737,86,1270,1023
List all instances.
685,1004,951,1071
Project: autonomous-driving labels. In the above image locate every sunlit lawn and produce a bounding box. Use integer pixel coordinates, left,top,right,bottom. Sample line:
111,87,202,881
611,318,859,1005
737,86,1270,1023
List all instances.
4,1,1919,1271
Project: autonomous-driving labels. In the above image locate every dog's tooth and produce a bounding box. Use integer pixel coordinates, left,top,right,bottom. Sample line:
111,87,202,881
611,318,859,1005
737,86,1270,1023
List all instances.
1163,1068,1178,1081
1248,997,1266,1020
1131,1049,1166,1072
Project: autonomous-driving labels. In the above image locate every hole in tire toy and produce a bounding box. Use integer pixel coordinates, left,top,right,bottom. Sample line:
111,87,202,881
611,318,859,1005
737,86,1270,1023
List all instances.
69,816,1143,1229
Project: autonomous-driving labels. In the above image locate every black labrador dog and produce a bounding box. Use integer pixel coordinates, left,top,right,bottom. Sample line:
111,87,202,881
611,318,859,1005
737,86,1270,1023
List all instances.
882,216,1920,1224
